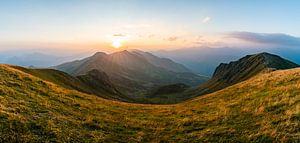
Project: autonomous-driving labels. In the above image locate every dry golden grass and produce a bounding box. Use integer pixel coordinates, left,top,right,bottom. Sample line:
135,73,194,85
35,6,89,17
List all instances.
0,64,299,142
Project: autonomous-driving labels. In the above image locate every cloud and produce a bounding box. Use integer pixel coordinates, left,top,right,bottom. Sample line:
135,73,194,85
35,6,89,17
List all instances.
113,33,126,37
192,36,225,47
147,34,155,38
227,32,300,46
202,17,211,23
166,36,178,42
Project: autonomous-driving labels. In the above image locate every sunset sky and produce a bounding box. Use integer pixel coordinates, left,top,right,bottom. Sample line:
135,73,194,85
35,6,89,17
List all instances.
1,0,300,53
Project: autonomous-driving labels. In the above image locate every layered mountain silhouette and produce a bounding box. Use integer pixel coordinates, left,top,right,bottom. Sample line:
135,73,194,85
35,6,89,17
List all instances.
129,49,191,73
153,47,300,76
191,52,299,96
53,50,208,95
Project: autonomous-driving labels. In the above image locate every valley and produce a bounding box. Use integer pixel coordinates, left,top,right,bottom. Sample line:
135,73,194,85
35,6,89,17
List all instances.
0,62,299,142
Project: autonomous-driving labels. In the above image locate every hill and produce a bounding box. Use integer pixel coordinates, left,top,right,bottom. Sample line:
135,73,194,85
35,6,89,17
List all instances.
9,65,131,101
53,50,208,95
0,64,299,142
147,52,299,103
189,52,299,97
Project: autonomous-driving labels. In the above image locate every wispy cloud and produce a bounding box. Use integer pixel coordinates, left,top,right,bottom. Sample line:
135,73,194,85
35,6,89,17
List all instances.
113,33,126,37
166,36,178,42
227,32,300,46
202,17,211,23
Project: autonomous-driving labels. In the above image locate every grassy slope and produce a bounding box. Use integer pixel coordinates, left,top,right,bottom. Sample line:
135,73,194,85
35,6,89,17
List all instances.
10,65,91,92
0,64,299,142
9,65,132,102
187,53,299,100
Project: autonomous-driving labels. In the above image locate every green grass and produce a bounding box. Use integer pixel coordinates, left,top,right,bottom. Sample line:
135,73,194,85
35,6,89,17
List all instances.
0,64,299,142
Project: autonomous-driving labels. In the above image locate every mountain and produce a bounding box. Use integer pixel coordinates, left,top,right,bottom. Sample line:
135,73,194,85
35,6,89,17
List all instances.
149,52,299,103
190,52,299,96
10,65,131,101
2,52,75,68
129,49,191,73
0,64,299,142
153,47,300,76
0,49,92,68
76,69,125,98
53,50,208,95
153,47,247,76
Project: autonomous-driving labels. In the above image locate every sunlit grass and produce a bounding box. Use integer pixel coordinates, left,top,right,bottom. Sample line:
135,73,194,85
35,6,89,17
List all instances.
0,64,299,142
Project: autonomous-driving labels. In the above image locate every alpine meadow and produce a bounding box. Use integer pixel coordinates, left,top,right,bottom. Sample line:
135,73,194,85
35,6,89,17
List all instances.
0,0,299,142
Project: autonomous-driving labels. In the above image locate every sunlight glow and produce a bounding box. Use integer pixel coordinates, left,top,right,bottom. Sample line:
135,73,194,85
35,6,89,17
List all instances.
110,34,129,49
112,39,122,48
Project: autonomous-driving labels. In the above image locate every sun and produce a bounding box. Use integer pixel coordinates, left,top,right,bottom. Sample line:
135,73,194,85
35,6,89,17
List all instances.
112,39,122,48
110,34,128,49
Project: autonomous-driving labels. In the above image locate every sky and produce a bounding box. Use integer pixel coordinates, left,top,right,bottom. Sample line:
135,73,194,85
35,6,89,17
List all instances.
1,0,300,53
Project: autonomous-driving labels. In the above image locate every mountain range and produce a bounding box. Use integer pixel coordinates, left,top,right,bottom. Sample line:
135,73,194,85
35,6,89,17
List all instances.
153,47,300,76
0,51,299,141
53,50,208,99
3,50,297,104
2,46,300,77
0,48,299,142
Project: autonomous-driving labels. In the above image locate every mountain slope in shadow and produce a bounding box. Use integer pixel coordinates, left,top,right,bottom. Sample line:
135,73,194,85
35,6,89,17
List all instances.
53,50,208,95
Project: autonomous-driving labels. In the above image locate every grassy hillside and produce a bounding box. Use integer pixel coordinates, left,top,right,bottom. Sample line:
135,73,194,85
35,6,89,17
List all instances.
188,52,299,98
9,65,132,102
0,64,299,142
148,52,299,103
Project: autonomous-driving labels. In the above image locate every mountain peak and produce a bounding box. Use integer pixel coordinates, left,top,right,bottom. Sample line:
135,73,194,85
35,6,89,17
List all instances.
253,52,278,59
108,50,136,58
128,49,144,53
112,50,130,54
93,52,107,57
212,52,299,84
194,52,299,96
256,52,298,69
256,52,272,56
